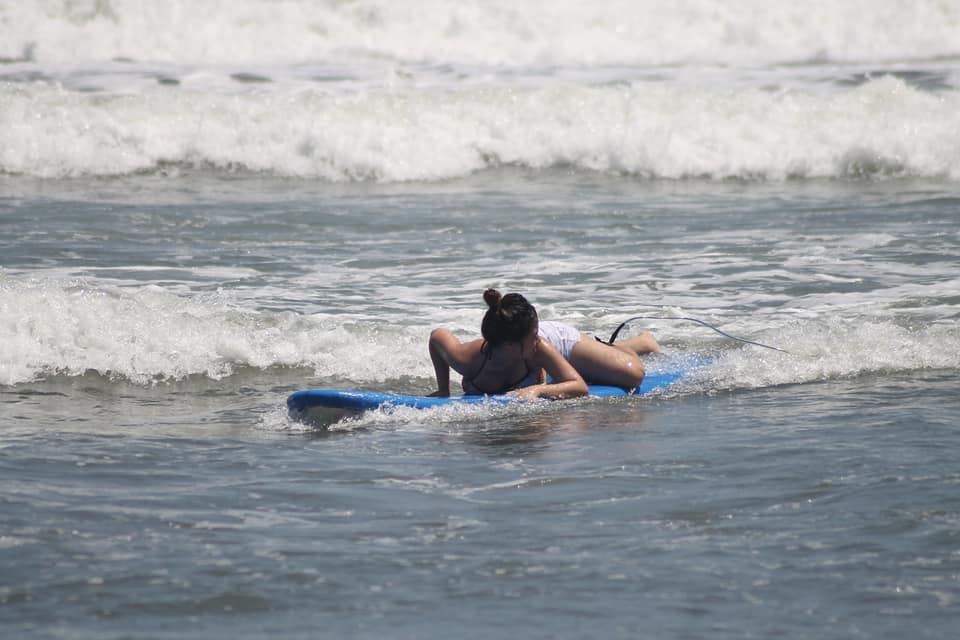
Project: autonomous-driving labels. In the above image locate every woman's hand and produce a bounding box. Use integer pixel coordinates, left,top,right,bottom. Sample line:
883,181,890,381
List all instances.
507,385,545,401
526,338,589,400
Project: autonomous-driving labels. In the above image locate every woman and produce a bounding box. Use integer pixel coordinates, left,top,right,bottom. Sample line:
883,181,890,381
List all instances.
428,289,661,399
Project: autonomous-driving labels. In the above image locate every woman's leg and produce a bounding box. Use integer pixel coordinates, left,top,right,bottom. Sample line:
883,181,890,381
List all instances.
614,332,661,356
568,332,659,389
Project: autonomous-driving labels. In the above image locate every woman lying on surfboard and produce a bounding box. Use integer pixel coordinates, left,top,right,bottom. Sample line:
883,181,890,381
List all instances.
428,289,661,400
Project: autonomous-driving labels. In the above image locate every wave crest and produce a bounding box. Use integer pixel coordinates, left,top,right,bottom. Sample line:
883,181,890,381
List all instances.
3,77,958,181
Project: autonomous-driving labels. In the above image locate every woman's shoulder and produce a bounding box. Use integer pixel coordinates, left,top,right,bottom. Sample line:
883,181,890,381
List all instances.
454,338,487,368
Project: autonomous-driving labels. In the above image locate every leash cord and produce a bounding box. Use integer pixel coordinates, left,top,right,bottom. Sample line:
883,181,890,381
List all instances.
606,315,790,354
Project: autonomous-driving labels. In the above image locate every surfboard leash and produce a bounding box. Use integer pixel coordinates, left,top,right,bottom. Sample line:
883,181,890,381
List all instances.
603,315,791,354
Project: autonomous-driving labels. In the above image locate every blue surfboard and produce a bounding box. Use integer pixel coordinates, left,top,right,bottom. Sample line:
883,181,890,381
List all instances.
287,356,708,423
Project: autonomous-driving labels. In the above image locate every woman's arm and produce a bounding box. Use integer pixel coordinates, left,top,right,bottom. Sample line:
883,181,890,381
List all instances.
428,329,479,397
512,338,588,400
428,329,455,396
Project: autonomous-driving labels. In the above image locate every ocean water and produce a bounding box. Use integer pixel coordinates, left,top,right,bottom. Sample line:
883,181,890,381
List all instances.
2,1,960,638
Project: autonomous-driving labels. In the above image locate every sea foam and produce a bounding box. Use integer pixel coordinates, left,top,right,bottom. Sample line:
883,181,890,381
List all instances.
3,276,957,389
0,276,429,386
2,0,959,68
3,77,959,181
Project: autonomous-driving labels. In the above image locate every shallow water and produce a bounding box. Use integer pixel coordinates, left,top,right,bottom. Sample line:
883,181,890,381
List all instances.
3,372,959,639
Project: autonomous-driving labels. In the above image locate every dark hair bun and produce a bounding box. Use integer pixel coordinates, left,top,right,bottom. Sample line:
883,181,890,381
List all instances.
480,289,537,347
